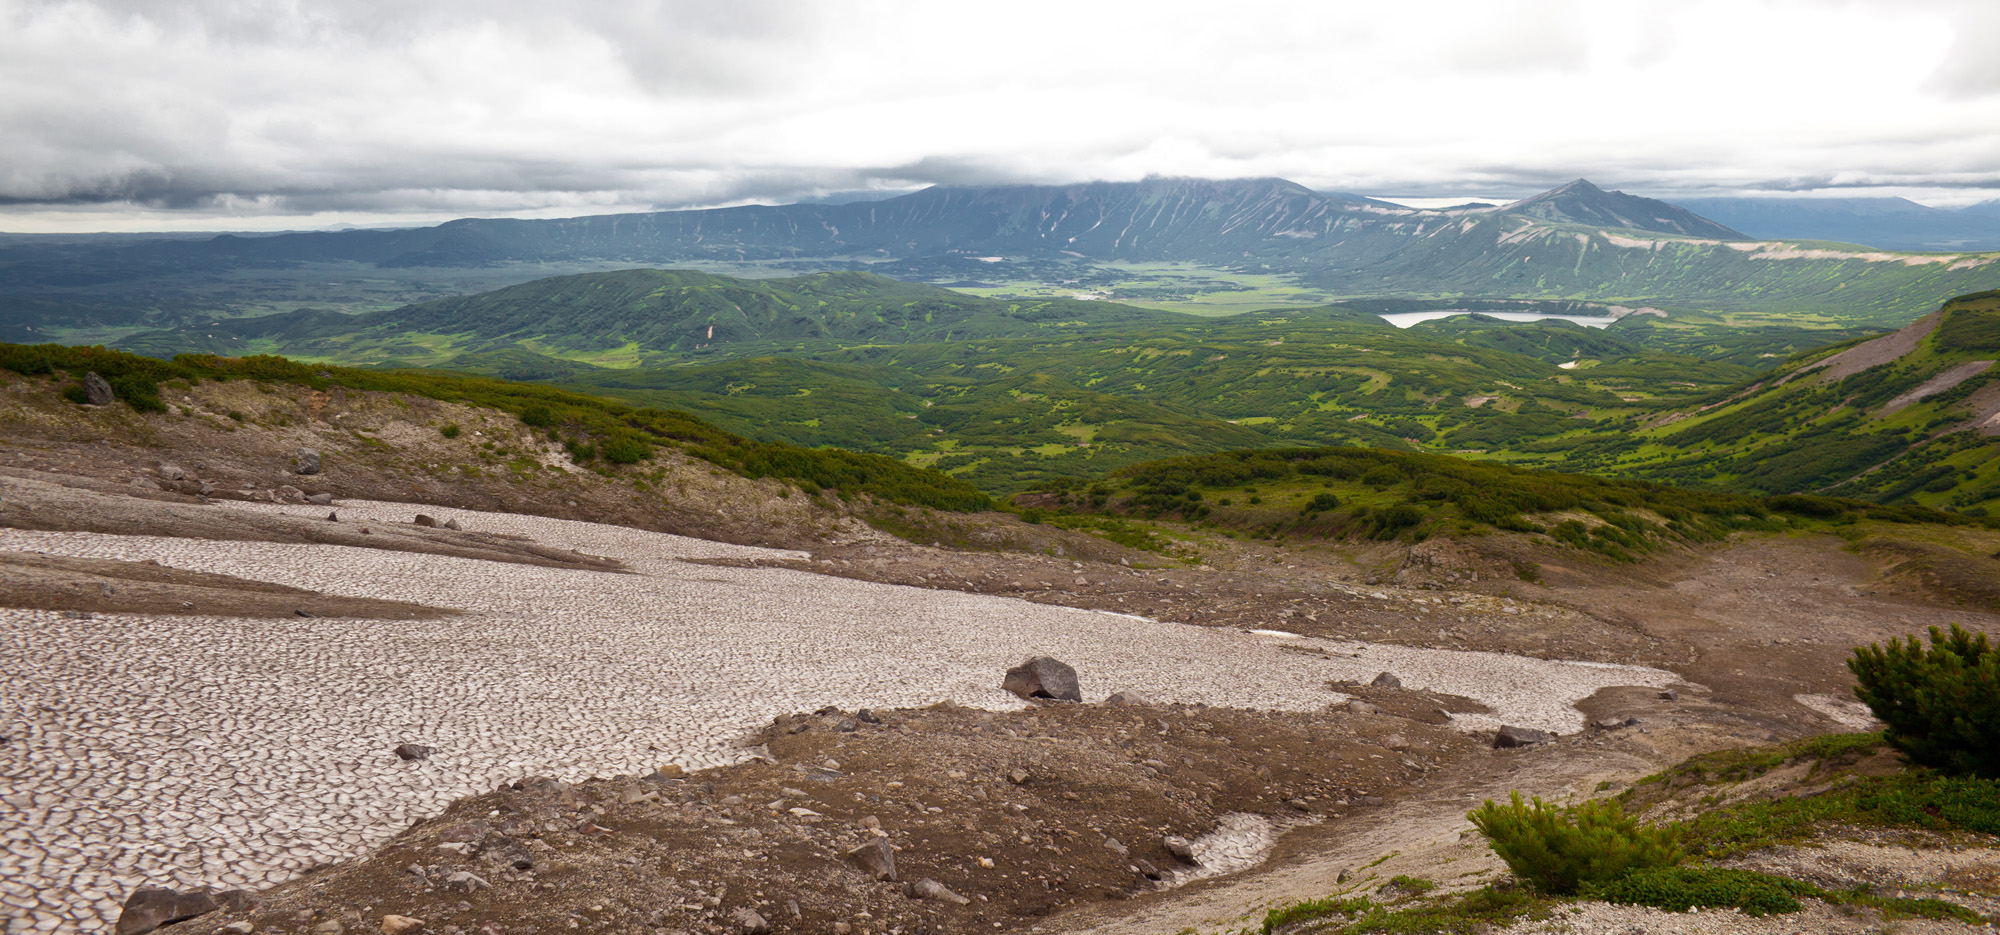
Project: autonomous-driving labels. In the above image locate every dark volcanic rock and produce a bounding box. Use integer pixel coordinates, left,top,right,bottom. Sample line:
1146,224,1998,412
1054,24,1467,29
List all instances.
414,514,437,528
116,886,218,935
83,372,114,405
845,837,896,881
1370,671,1401,689
294,448,321,476
394,743,435,761
1494,725,1555,748
1002,656,1082,702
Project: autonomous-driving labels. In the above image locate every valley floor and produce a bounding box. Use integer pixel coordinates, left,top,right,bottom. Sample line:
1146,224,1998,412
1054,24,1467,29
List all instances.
2,384,1997,933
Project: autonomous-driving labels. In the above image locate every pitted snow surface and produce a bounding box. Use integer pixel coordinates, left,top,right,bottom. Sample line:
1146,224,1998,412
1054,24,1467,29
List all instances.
0,499,1677,931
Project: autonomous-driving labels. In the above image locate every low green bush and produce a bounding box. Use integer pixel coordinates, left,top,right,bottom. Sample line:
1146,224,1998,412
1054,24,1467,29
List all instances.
1468,793,1683,895
1850,624,2000,777
1589,866,1809,916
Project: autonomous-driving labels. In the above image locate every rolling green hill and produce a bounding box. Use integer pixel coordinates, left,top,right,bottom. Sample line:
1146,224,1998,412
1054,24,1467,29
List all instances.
1554,291,2000,515
112,269,1175,366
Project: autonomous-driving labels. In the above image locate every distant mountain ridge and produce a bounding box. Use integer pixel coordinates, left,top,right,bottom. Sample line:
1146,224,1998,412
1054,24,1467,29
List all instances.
1668,196,2000,251
11,176,2000,328
1503,179,1747,239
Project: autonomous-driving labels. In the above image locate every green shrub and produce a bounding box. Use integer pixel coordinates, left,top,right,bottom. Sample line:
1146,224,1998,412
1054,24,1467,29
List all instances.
60,384,90,405
1468,792,1683,895
519,404,557,427
1299,492,1342,516
1589,866,1810,917
1849,624,2000,777
600,436,650,464
440,423,461,439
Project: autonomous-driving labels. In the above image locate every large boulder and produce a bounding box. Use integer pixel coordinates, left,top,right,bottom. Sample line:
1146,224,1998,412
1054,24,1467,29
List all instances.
1002,656,1082,702
1493,725,1555,748
294,448,321,476
115,887,218,935
845,837,896,881
82,372,115,405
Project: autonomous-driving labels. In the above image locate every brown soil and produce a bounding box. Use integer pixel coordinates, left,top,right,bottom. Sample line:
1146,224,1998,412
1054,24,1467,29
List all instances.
163,699,1482,935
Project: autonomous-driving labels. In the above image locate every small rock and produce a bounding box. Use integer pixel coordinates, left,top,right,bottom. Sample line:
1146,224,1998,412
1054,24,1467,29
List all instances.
730,908,769,934
312,923,344,935
82,371,115,405
327,512,339,521
1134,858,1164,881
905,878,971,905
1102,837,1128,856
1370,671,1401,689
1002,655,1082,702
1595,717,1631,731
656,763,686,779
833,924,852,935
1346,700,1381,716
846,837,896,881
214,891,260,913
307,492,334,505
855,708,880,724
445,871,489,892
129,477,161,491
221,923,255,934
1494,725,1555,748
443,518,461,531
116,887,219,935
1336,869,1352,884
198,480,216,496
394,743,435,761
1383,733,1410,751
1659,688,1679,702
295,448,322,475
157,463,185,481
1007,769,1031,785
1105,690,1154,706
1162,835,1197,864
380,916,425,935
1354,795,1385,806
276,485,305,502
414,514,437,527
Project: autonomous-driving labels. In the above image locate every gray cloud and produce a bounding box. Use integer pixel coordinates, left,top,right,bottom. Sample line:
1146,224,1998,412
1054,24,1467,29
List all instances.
3,0,2000,230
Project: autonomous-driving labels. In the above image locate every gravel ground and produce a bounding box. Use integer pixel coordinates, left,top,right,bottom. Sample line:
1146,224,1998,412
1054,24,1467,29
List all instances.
0,499,1678,932
1495,898,1985,934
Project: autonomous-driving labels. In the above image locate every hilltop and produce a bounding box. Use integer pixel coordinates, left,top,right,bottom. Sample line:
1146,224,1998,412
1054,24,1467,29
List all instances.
10,176,2000,345
1501,179,1747,239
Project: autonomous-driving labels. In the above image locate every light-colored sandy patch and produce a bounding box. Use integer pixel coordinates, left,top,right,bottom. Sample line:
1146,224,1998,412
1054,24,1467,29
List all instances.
1880,360,1995,415
1793,693,1881,730
1787,312,1940,383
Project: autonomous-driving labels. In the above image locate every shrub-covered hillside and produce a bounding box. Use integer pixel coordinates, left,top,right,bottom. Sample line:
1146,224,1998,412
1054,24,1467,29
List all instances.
0,342,992,513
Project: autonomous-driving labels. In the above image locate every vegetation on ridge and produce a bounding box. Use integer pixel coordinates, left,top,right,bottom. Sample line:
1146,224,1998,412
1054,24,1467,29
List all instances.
0,342,992,513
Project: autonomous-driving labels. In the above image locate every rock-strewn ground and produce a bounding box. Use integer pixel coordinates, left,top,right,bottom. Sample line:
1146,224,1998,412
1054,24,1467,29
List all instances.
0,497,1681,932
5,372,2000,935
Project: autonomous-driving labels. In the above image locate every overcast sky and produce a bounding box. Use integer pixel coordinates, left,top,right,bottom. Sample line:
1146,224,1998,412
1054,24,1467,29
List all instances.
5,0,2000,232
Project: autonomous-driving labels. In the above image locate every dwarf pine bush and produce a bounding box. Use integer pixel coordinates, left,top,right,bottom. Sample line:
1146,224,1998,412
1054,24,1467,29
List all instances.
1850,624,2000,777
1468,792,1683,895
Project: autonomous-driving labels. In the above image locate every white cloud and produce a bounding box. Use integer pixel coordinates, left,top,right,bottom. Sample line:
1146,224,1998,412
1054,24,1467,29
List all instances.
2,0,1998,231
